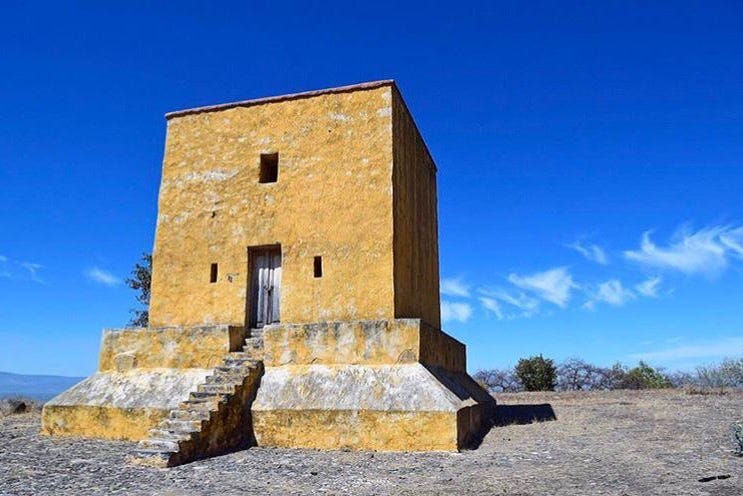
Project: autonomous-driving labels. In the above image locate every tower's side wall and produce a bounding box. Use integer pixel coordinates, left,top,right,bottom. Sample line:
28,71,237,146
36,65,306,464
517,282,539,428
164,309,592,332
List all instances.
150,85,396,328
391,89,441,329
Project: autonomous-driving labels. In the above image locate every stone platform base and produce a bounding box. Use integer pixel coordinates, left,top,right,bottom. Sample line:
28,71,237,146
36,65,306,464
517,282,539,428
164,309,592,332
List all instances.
42,369,211,440
253,363,491,451
252,319,495,451
42,320,495,454
41,325,244,441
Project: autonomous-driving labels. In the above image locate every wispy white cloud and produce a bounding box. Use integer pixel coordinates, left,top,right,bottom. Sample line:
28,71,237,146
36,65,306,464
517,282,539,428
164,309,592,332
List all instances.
720,227,743,257
0,255,45,283
593,279,635,307
568,241,608,265
85,267,121,287
440,277,470,298
583,276,664,310
441,301,472,323
478,289,540,319
0,255,8,278
478,297,503,320
21,262,44,282
630,337,743,363
508,266,577,308
624,225,743,276
635,276,662,298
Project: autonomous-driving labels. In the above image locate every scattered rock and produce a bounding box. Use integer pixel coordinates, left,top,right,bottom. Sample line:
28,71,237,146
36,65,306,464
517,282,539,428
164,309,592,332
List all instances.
1,390,742,495
698,474,732,482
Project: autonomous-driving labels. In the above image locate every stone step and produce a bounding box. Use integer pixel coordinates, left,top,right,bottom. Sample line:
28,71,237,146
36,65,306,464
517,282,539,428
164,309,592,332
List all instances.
159,418,203,432
169,409,211,421
197,383,237,394
131,449,170,467
179,398,222,411
140,438,181,452
147,428,194,441
189,391,230,401
213,362,258,371
244,337,263,347
223,357,260,368
248,328,265,338
226,352,261,362
204,374,245,386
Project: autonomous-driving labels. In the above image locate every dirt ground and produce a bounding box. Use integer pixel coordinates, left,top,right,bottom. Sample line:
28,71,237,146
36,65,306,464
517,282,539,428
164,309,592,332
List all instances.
1,389,741,495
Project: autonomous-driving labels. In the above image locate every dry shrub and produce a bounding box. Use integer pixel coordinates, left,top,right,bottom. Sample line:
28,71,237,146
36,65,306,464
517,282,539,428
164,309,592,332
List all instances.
0,397,41,416
733,423,743,456
474,368,522,393
683,384,727,396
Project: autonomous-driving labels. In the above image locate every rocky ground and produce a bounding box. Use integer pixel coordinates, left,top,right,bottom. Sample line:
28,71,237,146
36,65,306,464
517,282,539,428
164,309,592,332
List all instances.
1,389,742,495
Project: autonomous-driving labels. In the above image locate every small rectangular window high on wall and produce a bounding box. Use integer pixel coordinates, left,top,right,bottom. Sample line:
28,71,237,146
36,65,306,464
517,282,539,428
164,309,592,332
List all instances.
313,256,323,278
210,263,218,283
259,153,279,183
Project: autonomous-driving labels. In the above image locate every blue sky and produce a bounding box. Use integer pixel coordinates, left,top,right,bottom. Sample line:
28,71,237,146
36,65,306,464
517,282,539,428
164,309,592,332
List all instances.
1,1,742,377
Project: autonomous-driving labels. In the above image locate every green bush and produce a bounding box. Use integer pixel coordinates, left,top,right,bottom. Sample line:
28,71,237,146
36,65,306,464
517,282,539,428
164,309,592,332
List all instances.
616,361,672,390
515,355,556,391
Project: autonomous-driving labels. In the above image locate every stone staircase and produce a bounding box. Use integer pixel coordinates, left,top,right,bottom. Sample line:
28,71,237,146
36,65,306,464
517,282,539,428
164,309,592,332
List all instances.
130,329,265,467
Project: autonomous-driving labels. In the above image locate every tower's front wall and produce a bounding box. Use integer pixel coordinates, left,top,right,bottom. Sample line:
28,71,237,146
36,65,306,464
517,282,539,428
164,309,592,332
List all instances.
150,87,395,328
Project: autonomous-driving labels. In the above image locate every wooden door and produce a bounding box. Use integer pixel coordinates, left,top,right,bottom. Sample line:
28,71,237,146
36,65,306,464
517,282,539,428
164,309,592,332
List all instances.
249,247,281,328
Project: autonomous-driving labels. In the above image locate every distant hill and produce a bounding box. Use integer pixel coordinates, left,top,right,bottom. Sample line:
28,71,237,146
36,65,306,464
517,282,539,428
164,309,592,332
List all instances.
0,371,84,402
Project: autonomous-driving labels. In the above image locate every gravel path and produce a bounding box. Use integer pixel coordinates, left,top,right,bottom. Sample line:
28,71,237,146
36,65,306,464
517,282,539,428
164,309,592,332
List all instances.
1,390,741,495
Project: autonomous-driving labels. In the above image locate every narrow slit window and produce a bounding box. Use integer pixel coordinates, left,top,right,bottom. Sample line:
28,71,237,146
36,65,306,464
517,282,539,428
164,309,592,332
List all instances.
259,153,279,183
210,263,218,283
313,256,323,278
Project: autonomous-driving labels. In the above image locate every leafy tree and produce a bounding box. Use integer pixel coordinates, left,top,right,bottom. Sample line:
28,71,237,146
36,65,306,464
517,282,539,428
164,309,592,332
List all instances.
515,355,557,391
126,253,152,327
616,361,672,389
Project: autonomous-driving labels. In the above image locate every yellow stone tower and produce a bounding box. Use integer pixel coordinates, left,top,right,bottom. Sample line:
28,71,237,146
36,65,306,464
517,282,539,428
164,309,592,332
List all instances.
42,81,494,466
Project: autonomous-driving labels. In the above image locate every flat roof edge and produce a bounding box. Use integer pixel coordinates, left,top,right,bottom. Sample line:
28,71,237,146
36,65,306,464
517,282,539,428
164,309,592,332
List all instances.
165,80,396,120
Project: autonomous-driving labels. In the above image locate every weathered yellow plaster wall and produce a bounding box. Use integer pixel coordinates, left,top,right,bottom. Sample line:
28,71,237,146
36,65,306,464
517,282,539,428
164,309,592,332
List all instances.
99,325,244,371
418,321,466,373
253,410,458,451
43,326,237,441
150,84,396,328
41,405,168,440
263,319,419,366
262,319,465,372
252,314,492,452
391,88,441,329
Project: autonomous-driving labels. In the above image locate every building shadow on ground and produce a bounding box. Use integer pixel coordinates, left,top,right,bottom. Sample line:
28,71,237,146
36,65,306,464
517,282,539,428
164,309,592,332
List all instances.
467,402,557,449
493,403,557,427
